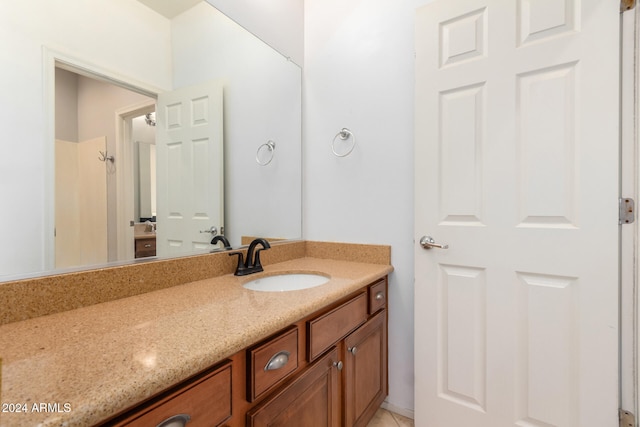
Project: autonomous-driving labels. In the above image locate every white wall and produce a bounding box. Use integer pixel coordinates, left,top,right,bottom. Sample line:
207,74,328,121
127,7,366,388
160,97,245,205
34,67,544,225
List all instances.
55,69,79,142
0,0,171,277
172,3,302,247
207,0,304,66
304,0,434,414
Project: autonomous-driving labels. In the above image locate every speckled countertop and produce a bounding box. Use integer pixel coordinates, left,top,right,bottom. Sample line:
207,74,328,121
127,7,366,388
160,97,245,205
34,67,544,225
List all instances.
0,256,392,427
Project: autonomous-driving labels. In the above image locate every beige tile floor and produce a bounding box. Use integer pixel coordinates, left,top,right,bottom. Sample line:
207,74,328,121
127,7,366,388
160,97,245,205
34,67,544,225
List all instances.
367,408,415,427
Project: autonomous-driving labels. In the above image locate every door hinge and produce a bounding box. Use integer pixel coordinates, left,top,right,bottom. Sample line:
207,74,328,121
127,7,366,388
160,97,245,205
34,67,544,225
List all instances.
622,0,636,12
620,198,635,224
620,409,635,427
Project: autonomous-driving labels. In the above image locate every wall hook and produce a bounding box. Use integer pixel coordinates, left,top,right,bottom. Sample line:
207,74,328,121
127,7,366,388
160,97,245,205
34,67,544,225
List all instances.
98,151,115,163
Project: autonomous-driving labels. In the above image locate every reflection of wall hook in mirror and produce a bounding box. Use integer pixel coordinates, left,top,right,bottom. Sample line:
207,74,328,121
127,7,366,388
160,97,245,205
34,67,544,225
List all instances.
98,151,115,163
332,128,355,157
256,140,276,166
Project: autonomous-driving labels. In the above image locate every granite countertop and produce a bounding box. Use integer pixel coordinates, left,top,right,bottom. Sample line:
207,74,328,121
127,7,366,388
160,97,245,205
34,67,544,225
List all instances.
133,232,156,240
0,257,392,427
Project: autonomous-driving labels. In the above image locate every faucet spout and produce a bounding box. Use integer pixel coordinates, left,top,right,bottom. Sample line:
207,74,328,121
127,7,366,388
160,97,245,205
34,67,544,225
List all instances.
211,235,231,250
246,238,271,269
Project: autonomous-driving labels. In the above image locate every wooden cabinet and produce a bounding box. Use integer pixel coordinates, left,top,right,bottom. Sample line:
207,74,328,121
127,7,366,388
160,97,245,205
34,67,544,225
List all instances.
247,278,388,427
246,349,340,427
134,236,156,258
343,310,387,427
102,277,388,427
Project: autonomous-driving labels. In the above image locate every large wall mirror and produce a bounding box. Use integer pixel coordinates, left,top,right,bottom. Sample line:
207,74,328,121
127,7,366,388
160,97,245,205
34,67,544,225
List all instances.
1,0,302,281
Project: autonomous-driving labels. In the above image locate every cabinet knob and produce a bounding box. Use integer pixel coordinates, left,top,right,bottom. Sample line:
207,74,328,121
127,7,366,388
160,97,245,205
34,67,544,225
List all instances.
156,413,191,427
264,351,290,371
348,346,358,355
375,292,385,301
333,360,343,371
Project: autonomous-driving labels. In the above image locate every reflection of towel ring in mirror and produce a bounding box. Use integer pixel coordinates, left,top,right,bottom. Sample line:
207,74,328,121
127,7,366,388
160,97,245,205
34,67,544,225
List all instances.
332,128,355,157
256,140,276,166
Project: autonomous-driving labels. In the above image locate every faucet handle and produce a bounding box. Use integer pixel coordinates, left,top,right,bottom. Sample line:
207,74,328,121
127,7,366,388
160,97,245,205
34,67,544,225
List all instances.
252,248,268,273
229,252,245,275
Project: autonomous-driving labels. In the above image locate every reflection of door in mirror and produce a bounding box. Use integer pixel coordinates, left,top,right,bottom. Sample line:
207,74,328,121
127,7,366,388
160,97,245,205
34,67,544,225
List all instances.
55,66,155,268
132,115,157,222
156,82,224,257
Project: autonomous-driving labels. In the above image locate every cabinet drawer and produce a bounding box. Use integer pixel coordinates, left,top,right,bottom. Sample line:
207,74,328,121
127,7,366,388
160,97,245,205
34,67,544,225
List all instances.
119,361,232,427
135,237,156,258
368,279,387,314
307,292,368,361
247,327,299,402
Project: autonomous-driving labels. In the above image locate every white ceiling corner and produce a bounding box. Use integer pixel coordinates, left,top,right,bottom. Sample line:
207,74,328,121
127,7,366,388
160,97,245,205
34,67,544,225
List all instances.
136,0,203,19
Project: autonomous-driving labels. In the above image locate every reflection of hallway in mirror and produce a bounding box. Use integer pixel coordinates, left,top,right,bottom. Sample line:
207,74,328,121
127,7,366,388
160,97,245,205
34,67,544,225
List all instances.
54,137,108,268
132,113,157,223
55,65,156,266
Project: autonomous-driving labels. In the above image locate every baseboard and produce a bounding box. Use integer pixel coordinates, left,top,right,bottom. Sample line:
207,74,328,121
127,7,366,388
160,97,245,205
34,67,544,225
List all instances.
381,401,415,420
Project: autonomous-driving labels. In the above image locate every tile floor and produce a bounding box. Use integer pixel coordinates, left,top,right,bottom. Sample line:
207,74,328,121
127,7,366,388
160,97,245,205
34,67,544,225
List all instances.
367,408,414,427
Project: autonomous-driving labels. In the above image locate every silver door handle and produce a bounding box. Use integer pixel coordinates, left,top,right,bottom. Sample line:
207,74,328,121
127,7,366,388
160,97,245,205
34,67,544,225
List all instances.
420,236,448,249
199,226,217,235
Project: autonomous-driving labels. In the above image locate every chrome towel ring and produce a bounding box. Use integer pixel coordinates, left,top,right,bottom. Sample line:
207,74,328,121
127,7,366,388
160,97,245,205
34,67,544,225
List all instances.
332,128,355,157
256,140,276,166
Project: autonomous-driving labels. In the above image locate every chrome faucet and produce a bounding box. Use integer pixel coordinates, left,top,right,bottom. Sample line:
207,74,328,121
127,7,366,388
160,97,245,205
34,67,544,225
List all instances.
211,235,231,250
229,238,271,276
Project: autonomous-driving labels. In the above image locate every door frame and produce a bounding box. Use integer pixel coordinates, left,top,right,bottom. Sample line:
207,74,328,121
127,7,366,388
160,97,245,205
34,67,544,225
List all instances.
114,101,156,262
622,5,640,421
43,47,162,268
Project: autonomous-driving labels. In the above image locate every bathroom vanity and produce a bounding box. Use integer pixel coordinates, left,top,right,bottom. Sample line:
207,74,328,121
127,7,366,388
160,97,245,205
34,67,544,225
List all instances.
133,223,157,258
105,277,387,427
0,241,392,427
134,236,156,258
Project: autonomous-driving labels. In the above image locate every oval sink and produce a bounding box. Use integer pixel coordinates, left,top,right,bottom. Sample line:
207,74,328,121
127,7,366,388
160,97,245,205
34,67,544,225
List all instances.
243,273,330,292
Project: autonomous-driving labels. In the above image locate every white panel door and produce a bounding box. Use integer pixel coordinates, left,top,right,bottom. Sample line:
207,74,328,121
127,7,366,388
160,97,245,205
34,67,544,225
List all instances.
414,1,619,426
156,82,224,256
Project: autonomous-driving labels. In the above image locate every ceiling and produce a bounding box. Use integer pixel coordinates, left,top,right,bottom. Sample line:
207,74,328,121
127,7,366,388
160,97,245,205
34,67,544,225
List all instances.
136,0,202,19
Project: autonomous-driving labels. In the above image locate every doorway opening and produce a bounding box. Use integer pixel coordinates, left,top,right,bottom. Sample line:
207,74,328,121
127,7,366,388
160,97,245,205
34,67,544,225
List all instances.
53,63,156,268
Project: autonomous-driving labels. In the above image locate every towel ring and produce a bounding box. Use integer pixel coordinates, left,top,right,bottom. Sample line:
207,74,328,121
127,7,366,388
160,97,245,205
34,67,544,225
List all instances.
256,140,276,166
332,128,355,157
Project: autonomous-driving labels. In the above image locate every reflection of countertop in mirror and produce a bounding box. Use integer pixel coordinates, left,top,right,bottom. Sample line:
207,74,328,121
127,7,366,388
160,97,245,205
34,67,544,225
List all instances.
134,232,156,239
133,223,156,240
0,241,392,427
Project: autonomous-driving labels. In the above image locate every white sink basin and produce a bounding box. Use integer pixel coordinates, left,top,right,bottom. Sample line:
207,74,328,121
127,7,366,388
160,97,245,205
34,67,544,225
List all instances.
243,273,330,292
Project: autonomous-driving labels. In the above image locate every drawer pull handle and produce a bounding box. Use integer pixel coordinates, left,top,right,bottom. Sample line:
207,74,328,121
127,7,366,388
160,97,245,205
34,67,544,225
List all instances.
264,351,290,371
156,413,191,427
144,244,152,248
375,291,385,301
348,346,358,355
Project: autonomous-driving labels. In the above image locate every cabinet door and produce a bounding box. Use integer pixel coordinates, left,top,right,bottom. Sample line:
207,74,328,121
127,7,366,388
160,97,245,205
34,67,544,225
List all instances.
343,310,387,427
246,348,340,427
